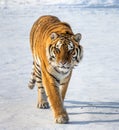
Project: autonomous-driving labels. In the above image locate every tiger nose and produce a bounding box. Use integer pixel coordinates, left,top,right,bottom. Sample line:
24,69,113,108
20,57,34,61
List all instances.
60,61,67,65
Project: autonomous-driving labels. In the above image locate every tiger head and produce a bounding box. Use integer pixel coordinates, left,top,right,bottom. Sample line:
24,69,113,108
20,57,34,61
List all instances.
47,32,83,73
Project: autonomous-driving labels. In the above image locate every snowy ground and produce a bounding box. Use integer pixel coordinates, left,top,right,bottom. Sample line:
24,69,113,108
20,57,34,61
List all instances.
0,1,119,130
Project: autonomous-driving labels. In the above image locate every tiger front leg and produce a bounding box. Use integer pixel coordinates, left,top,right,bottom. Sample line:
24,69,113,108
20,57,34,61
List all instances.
51,87,69,124
60,75,71,101
42,73,69,124
47,85,69,124
60,83,69,101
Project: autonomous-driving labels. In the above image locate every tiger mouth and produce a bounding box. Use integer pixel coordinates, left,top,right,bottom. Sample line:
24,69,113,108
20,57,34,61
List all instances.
58,66,70,69
50,62,71,73
55,66,71,73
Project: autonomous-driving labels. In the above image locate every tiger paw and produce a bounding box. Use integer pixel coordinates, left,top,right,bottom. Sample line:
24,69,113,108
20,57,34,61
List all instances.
37,101,49,109
55,113,69,124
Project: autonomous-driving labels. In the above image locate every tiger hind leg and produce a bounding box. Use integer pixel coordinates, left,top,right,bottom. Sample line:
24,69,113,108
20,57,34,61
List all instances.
28,62,36,89
37,85,49,109
35,63,49,109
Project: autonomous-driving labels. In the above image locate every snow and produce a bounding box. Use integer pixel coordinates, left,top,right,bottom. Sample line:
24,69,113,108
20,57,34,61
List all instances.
0,1,119,130
0,0,119,8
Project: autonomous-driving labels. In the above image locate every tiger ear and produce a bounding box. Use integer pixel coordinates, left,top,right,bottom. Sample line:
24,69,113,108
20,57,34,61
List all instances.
73,33,82,43
50,33,58,40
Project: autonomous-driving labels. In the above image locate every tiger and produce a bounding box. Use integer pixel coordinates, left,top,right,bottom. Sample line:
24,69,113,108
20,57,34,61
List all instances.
28,15,83,124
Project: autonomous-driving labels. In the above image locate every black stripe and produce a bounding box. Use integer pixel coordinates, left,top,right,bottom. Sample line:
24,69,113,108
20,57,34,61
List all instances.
35,67,41,74
78,46,81,54
47,71,60,84
35,64,41,73
38,86,44,89
36,62,40,67
54,67,60,74
54,85,58,88
49,44,52,55
32,72,35,76
60,83,66,85
36,75,42,80
34,65,41,76
78,46,83,60
29,79,36,84
36,80,42,83
76,48,78,55
75,48,79,62
35,69,41,77
35,66,41,73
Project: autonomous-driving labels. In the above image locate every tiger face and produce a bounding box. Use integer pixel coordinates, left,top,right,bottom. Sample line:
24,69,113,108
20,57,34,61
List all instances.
47,33,83,73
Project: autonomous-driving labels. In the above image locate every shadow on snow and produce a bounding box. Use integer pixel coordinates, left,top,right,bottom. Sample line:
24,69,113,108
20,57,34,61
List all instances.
65,100,119,125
